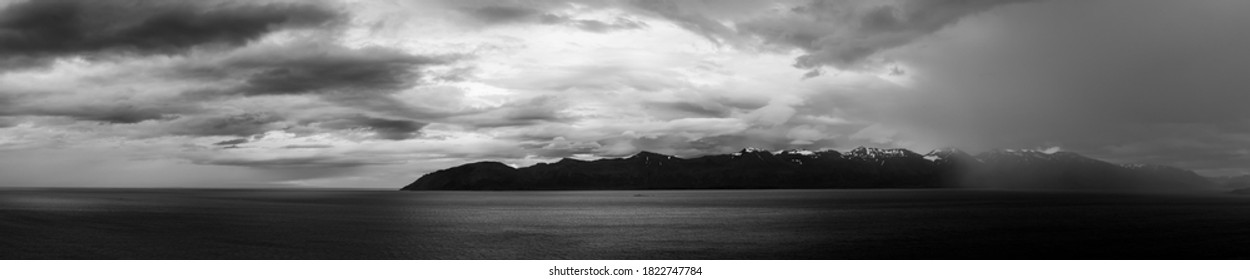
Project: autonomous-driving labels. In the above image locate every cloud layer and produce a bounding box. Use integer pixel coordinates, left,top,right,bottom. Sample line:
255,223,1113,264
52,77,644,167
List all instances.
0,0,340,69
2,0,1248,188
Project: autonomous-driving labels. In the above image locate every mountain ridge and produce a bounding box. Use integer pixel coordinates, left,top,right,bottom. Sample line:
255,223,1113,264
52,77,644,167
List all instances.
402,147,1216,192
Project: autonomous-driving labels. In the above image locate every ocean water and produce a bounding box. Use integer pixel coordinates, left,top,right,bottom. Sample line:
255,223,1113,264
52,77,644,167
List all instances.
2,188,1250,259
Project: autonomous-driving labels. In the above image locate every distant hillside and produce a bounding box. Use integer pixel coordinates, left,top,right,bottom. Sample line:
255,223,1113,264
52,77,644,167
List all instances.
1212,175,1250,190
402,147,1216,192
967,150,1214,192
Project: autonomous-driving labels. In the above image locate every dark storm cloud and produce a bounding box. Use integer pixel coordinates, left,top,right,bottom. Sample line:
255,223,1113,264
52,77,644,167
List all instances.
314,115,428,140
202,44,445,95
0,0,340,68
29,106,176,124
0,94,17,121
173,42,458,119
212,138,249,146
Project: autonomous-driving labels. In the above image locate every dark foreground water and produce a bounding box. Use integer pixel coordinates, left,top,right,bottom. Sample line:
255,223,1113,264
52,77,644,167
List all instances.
2,188,1250,259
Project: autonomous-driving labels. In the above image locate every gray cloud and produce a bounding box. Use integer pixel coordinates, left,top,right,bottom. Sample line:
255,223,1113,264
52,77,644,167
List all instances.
0,89,199,124
463,5,540,24
313,115,428,140
198,44,445,95
172,42,459,119
0,100,190,124
520,137,604,158
619,0,1040,71
882,0,1250,176
166,112,284,137
70,110,172,124
498,63,685,92
193,155,392,169
642,101,734,118
4,0,1249,186
0,0,340,69
445,95,570,128
282,144,333,149
212,138,249,146
540,14,647,33
628,0,740,45
738,0,1039,70
458,4,646,33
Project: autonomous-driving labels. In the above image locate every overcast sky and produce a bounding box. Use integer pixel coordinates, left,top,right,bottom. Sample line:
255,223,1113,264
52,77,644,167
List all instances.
1,0,1247,188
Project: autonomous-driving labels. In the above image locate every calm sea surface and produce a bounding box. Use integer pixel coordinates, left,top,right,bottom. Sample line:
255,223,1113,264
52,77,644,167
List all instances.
2,188,1250,259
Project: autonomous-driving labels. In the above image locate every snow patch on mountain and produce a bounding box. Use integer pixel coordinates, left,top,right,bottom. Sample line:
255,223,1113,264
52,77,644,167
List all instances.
844,147,917,160
776,149,816,156
732,147,769,156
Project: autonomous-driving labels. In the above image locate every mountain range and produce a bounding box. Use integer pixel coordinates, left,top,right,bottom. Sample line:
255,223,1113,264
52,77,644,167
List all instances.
402,147,1219,192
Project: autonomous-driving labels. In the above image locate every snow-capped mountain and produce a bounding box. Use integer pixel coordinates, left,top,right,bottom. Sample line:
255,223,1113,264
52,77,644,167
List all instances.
843,147,921,161
774,149,818,156
731,147,769,156
922,148,974,163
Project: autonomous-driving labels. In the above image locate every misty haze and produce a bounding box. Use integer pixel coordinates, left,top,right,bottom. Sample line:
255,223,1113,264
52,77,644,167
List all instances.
2,0,1250,260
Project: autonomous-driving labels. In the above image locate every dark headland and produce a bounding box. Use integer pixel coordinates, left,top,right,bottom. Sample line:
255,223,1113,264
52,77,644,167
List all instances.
402,147,1217,192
